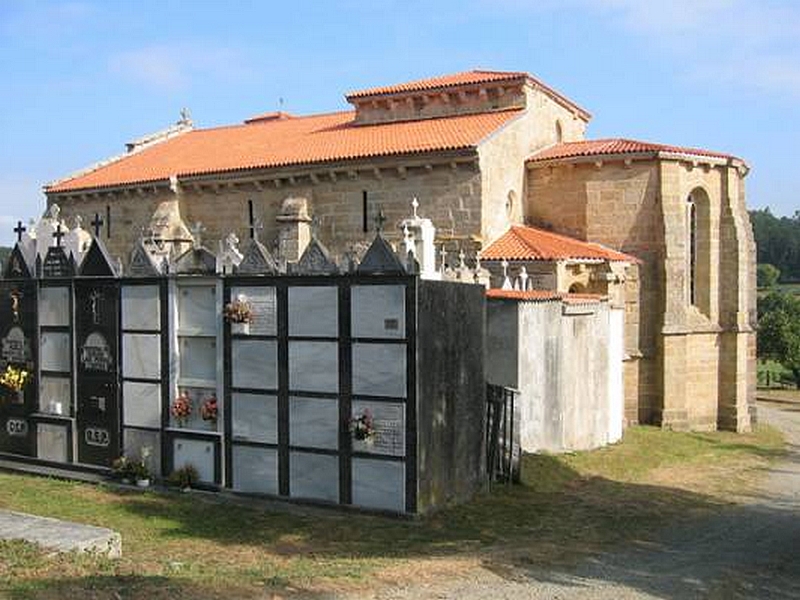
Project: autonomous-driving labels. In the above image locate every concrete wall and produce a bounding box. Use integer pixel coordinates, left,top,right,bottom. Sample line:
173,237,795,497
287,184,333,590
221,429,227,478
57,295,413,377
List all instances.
487,297,622,453
416,280,486,513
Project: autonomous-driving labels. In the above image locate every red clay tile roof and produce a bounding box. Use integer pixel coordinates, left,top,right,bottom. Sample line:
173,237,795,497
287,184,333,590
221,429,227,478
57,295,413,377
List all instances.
486,289,604,303
528,138,740,164
346,70,529,98
481,225,638,263
47,109,522,193
346,69,590,119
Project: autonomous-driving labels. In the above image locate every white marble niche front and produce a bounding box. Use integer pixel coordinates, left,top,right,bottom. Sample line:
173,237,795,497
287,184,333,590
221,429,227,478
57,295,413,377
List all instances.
173,437,216,483
40,332,71,373
170,386,220,432
289,451,339,502
288,341,338,393
39,376,72,416
289,396,338,449
231,339,278,390
122,334,161,380
352,457,405,513
288,286,338,337
351,284,406,339
177,284,217,335
231,392,277,443
122,285,161,331
352,343,406,398
38,287,71,327
37,423,69,463
122,381,161,428
232,445,278,495
230,286,277,336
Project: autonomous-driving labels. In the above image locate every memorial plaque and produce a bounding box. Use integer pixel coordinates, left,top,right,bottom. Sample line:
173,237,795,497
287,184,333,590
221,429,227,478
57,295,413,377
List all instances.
352,343,407,398
351,285,406,339
75,281,120,467
230,286,276,336
288,286,338,337
0,281,37,456
41,246,74,278
352,458,405,512
351,401,405,456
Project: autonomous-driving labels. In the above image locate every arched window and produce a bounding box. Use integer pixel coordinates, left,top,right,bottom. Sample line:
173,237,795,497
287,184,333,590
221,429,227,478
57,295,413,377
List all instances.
555,120,563,143
687,195,697,305
686,188,710,314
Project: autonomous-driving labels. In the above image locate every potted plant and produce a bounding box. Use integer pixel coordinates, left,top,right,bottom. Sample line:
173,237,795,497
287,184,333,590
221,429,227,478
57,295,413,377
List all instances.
133,459,151,487
224,294,254,335
200,396,218,426
168,464,200,492
0,364,30,404
171,391,192,427
112,455,136,484
350,409,376,444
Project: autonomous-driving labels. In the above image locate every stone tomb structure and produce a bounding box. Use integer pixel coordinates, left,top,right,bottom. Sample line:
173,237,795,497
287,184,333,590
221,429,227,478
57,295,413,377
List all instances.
0,216,485,515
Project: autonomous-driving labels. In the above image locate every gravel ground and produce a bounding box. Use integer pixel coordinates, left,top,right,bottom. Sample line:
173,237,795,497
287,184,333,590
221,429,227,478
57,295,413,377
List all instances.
353,402,800,600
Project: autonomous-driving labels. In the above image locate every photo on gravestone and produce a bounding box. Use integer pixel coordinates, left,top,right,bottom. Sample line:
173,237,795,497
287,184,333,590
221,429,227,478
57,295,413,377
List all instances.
75,282,120,467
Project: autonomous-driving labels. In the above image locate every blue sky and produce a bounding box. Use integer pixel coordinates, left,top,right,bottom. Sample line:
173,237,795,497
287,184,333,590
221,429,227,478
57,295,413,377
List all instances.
1,0,798,246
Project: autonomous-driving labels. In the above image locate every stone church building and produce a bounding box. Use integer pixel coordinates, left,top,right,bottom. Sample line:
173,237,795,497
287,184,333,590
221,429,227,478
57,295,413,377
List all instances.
44,69,756,432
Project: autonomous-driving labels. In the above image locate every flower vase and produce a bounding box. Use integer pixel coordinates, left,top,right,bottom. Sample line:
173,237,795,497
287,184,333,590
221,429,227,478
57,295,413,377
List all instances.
231,322,250,335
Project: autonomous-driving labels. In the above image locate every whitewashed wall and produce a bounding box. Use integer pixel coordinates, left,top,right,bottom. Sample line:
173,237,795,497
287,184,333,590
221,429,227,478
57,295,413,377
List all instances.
486,297,624,453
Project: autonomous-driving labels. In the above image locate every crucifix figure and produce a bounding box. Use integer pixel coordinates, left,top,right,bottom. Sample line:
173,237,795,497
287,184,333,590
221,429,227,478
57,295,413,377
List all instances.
89,290,102,325
52,223,65,248
13,221,26,243
374,208,387,233
91,213,104,237
10,291,21,323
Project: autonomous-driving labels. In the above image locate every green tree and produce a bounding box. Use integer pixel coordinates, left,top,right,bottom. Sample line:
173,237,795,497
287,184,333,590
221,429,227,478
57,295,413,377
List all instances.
758,291,800,388
757,263,781,288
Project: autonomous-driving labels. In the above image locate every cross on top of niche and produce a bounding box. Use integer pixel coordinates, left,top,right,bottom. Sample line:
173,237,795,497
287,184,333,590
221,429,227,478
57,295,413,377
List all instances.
13,221,26,243
52,223,65,247
91,213,104,237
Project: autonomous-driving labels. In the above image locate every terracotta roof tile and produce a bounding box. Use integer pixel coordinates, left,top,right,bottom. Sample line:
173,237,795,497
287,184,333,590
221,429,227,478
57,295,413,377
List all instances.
480,225,638,263
47,109,521,193
486,289,604,303
528,138,740,163
346,70,529,98
346,69,590,119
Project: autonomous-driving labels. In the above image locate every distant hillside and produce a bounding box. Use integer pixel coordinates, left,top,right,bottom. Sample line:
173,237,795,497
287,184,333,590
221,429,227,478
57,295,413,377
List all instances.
750,209,800,282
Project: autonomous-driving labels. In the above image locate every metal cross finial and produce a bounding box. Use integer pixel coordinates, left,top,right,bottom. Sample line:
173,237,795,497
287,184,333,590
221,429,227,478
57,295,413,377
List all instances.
91,213,104,237
411,197,419,219
13,220,26,243
374,207,386,233
52,223,65,248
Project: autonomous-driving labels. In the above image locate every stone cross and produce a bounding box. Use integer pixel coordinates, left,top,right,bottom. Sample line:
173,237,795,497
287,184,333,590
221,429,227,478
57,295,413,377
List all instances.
411,197,419,219
501,259,512,290
190,222,206,249
91,213,104,237
13,221,26,243
440,245,448,272
374,208,386,233
52,223,65,248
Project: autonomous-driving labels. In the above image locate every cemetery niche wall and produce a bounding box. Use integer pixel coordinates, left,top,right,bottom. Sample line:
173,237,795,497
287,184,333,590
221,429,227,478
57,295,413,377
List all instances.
0,212,487,515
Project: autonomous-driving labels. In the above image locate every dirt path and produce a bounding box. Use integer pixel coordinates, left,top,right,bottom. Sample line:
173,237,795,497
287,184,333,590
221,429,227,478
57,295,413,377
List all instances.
355,402,800,599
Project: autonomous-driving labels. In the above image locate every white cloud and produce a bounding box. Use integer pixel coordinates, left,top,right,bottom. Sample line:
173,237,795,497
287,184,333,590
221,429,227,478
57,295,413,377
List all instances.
109,43,251,91
481,0,800,98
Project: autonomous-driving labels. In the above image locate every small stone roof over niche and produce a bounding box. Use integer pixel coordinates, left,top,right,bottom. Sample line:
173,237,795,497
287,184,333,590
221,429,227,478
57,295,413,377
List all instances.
481,225,638,263
528,138,744,166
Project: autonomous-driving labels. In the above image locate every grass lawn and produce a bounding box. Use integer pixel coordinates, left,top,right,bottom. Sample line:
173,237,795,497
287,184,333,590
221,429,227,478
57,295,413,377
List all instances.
0,423,784,599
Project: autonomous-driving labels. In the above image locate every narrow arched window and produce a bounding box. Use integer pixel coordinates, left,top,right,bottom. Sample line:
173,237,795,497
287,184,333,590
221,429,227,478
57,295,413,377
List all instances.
555,120,563,143
687,194,697,305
